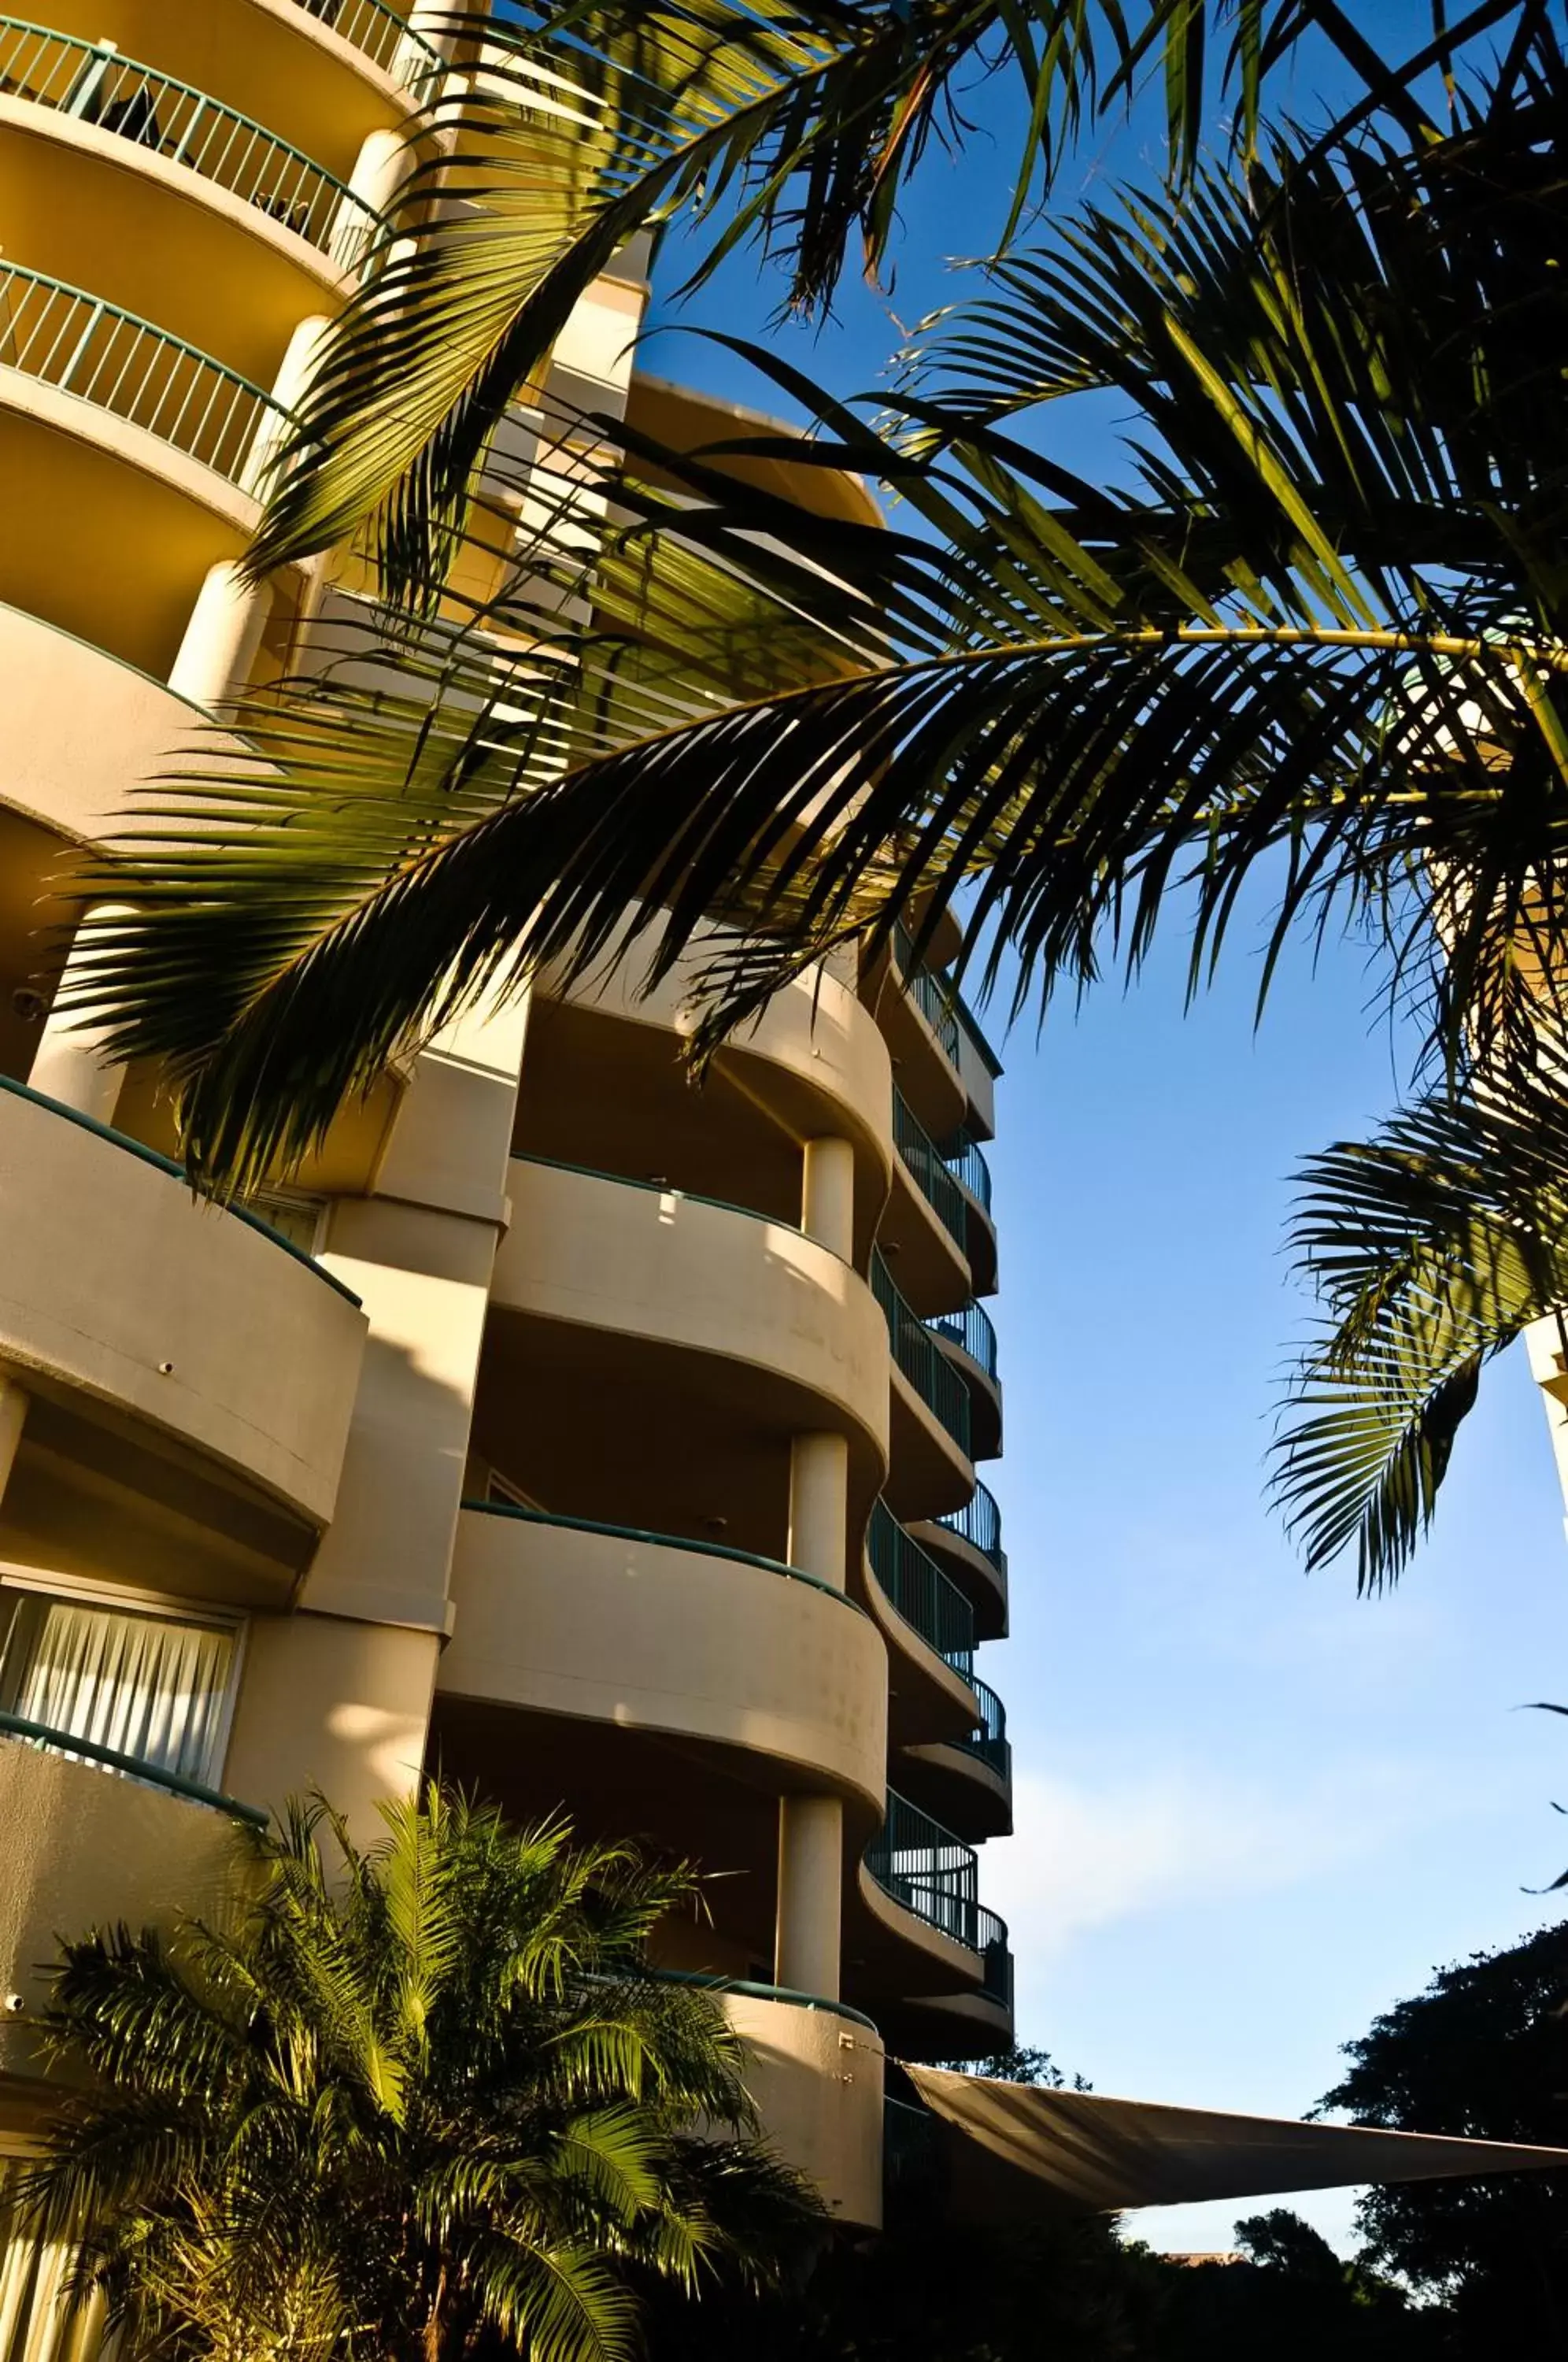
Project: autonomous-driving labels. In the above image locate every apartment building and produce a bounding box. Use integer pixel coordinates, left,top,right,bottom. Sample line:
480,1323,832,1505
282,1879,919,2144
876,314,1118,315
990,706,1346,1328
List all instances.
0,0,1015,2291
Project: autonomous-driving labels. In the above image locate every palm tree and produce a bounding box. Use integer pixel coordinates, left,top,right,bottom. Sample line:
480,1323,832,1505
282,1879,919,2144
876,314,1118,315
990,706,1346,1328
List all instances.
250,0,1524,598
68,24,1568,1192
1272,1043,1568,1590
19,1790,820,2362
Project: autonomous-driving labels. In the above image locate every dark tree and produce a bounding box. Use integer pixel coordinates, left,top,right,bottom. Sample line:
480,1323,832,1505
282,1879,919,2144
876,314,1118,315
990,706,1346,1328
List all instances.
1320,1916,1568,2354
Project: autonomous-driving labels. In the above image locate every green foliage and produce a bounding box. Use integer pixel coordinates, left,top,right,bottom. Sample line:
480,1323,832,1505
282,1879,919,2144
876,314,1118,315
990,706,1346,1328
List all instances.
252,0,1519,596
72,31,1568,1201
1271,1039,1568,1590
1319,1916,1568,2353
20,1790,822,2362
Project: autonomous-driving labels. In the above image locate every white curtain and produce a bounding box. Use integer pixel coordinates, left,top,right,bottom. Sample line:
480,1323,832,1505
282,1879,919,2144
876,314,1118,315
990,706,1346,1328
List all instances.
10,1605,232,1784
0,2163,108,2362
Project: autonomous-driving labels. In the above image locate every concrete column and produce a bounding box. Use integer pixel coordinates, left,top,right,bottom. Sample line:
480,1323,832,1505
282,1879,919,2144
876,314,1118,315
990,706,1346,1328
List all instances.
331,126,406,272
0,1376,27,1506
776,1794,843,1997
242,313,333,501
28,906,133,1125
168,560,276,709
787,1431,849,1592
801,1133,855,1261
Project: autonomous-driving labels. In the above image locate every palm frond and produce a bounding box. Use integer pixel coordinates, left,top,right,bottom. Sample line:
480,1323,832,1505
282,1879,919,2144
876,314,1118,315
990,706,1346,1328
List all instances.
249,0,1520,600
1272,1049,1568,1589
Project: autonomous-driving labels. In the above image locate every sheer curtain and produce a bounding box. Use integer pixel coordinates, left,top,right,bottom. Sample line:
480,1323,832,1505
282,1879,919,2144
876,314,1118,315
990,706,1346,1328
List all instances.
0,2163,109,2362
8,1603,232,1784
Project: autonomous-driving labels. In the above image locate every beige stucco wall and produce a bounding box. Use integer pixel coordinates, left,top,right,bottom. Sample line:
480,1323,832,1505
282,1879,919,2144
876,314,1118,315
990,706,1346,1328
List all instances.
0,1083,366,1523
0,604,216,844
542,917,895,1195
0,1737,238,2078
724,1991,885,2230
440,1507,888,1815
493,1158,891,1473
221,1609,439,1840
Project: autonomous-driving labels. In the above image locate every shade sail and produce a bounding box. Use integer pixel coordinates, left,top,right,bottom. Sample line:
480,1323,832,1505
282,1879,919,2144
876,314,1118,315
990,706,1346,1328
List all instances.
902,2064,1568,2217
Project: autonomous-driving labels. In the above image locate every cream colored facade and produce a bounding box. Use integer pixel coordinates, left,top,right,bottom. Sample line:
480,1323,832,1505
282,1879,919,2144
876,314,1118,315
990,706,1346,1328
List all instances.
0,0,1013,2253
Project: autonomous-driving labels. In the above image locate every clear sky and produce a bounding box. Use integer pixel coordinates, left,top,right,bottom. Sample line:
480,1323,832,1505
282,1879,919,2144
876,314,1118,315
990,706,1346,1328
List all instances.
642,6,1568,2254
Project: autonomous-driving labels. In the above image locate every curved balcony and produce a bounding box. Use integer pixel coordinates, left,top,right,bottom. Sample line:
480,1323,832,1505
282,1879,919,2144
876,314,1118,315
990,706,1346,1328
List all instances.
912,1480,1010,1642
0,261,285,483
0,603,213,844
852,1791,1011,2028
531,920,893,1267
927,1298,1002,1461
863,1500,978,1749
30,6,435,191
870,1251,973,1521
484,1157,889,1553
0,1075,366,1536
0,20,380,285
899,1677,1013,1841
438,1502,888,1819
657,1975,885,2228
1,1719,250,2075
0,262,284,668
941,1127,998,1296
869,926,966,1144
878,1091,970,1314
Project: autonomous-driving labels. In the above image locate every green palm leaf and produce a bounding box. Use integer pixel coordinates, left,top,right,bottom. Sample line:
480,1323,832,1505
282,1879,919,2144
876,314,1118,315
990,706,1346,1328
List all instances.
250,0,1521,599
1273,1053,1568,1589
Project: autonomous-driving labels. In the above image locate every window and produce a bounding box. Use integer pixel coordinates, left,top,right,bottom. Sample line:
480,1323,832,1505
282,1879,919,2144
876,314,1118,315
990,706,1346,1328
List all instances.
239,1187,327,1257
0,1591,236,1787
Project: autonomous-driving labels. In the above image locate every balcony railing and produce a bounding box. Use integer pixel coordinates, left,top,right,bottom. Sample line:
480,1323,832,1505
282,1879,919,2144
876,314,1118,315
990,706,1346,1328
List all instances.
928,1298,999,1383
936,1480,1007,1577
977,1907,1014,2008
0,1709,267,1827
867,1501,975,1679
942,1128,993,1213
870,1251,971,1457
294,0,441,85
0,261,290,486
866,1790,984,1951
957,1678,1011,1783
0,19,380,266
891,923,962,1065
893,1091,967,1252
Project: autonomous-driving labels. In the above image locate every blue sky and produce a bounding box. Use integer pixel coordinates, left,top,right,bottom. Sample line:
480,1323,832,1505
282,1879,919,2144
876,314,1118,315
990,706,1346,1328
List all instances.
642,7,1568,2253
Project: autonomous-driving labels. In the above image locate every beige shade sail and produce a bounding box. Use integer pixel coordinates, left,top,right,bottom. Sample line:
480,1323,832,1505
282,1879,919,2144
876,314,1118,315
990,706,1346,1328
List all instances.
902,2064,1568,2218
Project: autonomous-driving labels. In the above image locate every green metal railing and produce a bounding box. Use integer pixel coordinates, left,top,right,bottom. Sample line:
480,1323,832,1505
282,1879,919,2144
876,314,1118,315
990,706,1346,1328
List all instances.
462,1496,866,1617
0,261,290,486
0,19,380,265
893,1091,967,1251
295,0,441,84
871,1251,971,1456
942,1129,993,1213
955,989,1004,1079
883,2094,943,2194
928,1298,999,1383
651,1970,879,2035
891,923,962,1065
0,1709,268,1827
936,1481,1006,1577
866,1790,982,1951
957,1678,1011,1784
977,1908,1014,2008
867,1501,974,1678
867,1797,1010,2004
